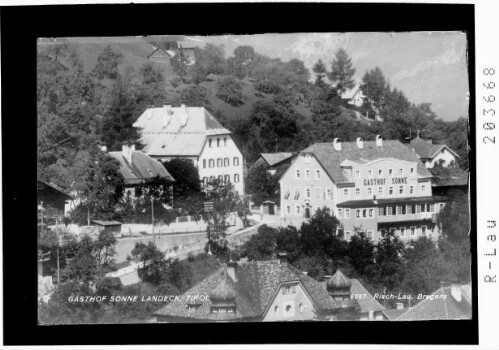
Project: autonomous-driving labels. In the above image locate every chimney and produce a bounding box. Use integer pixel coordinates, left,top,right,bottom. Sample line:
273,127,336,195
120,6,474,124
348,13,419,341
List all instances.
162,105,173,128
356,137,363,149
99,145,107,152
450,279,462,302
277,252,288,264
122,144,135,164
227,260,238,283
426,137,433,145
180,103,188,126
396,302,404,310
333,138,342,151
376,135,383,147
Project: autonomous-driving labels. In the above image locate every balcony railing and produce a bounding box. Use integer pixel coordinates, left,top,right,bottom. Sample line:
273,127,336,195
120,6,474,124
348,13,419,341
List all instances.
377,212,436,223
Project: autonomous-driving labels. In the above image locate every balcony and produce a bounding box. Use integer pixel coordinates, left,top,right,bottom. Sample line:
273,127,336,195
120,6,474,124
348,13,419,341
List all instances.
377,212,436,224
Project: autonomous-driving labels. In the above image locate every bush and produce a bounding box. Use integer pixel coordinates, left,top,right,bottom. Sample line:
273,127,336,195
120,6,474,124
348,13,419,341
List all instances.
187,252,196,262
255,80,282,94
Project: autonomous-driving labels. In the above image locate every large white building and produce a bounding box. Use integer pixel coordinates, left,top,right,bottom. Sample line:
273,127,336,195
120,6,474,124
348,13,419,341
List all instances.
134,104,245,195
278,136,446,243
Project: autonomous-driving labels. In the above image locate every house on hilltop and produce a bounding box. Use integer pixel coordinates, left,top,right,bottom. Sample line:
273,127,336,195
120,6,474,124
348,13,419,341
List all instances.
409,136,459,168
147,47,175,65
154,256,385,322
108,144,175,197
133,104,245,195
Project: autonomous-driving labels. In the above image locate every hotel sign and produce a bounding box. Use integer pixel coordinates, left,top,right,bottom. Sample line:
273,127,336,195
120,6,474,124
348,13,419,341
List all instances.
363,177,408,186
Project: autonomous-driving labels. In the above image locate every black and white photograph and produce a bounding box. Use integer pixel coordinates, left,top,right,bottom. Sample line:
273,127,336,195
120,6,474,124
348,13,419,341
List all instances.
36,31,471,325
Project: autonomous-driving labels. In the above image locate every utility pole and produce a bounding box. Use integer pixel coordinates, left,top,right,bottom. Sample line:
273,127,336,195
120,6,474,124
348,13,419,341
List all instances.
152,199,155,243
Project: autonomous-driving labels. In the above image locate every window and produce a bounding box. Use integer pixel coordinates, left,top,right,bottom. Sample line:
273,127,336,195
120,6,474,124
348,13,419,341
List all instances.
399,168,403,176
283,285,296,294
389,186,394,195
389,169,393,177
367,187,372,196
327,188,332,199
338,209,343,218
410,167,415,176
429,204,435,213
368,169,373,178
224,175,230,183
294,187,300,200
202,159,206,168
315,169,321,180
409,185,414,195
406,205,412,214
369,209,374,217
396,206,402,215
224,158,229,167
387,206,393,215
274,305,278,313
355,170,360,179
223,137,227,146
400,227,406,237
416,205,421,213
410,227,416,236
209,139,212,148
296,169,301,179
356,188,361,198
378,169,383,177
209,159,214,168
233,157,239,166
286,205,291,215
346,231,351,241
345,209,350,219
399,185,404,195
378,187,384,196
295,206,301,215
234,174,240,183
315,187,321,198
421,184,426,194
306,187,311,198
217,138,220,147
421,203,427,212
217,158,222,167
421,226,427,235
305,169,310,180
343,189,349,198
363,209,367,218
378,207,385,216
356,210,361,218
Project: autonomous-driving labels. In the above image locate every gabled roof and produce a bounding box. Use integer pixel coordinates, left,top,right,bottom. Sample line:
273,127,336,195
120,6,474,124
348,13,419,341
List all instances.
108,150,174,185
259,152,294,167
341,85,363,100
147,47,173,59
292,140,432,185
410,137,459,160
37,179,74,200
155,260,385,321
397,285,472,320
134,106,231,157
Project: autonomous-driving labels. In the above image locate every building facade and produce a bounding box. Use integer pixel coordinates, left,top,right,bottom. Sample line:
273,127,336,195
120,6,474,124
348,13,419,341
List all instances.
279,136,446,243
410,136,459,168
134,105,245,195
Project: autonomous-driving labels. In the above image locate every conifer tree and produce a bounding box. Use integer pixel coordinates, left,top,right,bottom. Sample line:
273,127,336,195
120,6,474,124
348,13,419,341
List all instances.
328,48,356,94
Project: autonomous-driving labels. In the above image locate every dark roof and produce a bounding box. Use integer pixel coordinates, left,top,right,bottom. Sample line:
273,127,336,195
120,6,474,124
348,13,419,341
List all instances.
108,150,174,186
432,168,469,188
155,261,385,321
397,285,472,320
92,220,122,226
349,279,386,313
37,179,74,200
297,140,432,185
259,153,294,167
337,196,446,208
410,137,458,160
384,308,408,320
